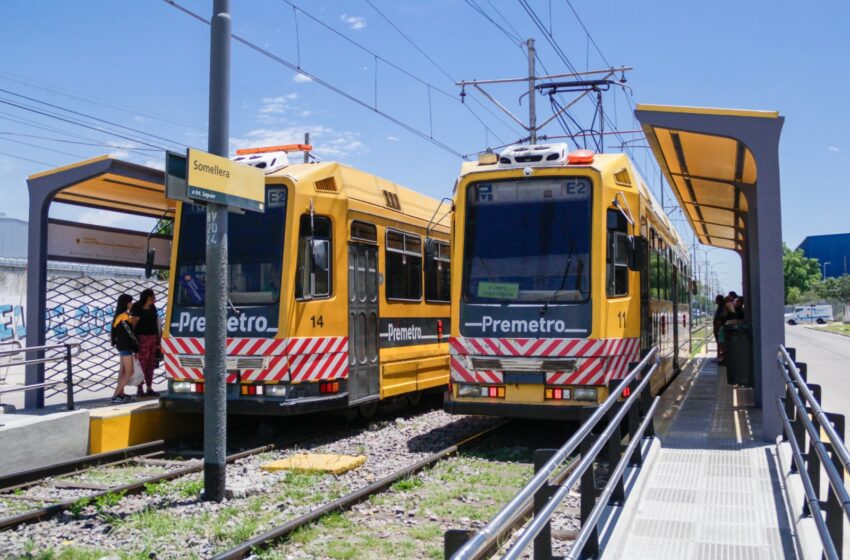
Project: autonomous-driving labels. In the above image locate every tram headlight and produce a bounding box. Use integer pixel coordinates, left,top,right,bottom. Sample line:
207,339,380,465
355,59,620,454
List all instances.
172,381,193,393
265,385,287,397
573,387,598,402
457,384,480,398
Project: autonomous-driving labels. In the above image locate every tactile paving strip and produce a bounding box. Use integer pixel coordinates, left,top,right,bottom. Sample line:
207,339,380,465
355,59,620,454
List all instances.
602,359,797,559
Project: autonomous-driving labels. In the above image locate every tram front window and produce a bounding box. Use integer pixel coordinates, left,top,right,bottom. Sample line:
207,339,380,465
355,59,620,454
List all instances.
463,177,591,304
175,187,287,307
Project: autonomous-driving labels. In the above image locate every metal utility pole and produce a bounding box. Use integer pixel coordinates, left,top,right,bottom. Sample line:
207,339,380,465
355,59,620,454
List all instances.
304,132,310,163
526,38,537,144
204,0,231,503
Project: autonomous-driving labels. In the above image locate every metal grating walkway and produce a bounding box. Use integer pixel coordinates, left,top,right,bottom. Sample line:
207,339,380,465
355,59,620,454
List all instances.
602,357,797,559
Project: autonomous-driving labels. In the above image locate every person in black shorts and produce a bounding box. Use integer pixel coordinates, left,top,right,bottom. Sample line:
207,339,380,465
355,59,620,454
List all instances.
110,293,137,403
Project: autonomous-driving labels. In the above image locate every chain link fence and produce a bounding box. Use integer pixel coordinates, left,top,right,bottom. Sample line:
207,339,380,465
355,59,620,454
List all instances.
43,275,169,398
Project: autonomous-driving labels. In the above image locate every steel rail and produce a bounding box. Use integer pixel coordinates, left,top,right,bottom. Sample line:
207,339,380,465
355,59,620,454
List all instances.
0,440,166,491
565,397,660,559
211,422,509,560
503,360,660,559
451,346,658,560
0,443,276,530
0,422,354,530
777,350,850,520
778,346,850,475
776,397,839,560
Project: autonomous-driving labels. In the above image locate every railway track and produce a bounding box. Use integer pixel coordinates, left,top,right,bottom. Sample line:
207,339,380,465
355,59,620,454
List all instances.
0,425,346,531
212,421,580,560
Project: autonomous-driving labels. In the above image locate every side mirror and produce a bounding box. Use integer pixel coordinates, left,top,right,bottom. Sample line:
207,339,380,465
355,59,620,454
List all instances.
424,238,437,272
144,249,156,279
311,239,329,272
627,236,646,271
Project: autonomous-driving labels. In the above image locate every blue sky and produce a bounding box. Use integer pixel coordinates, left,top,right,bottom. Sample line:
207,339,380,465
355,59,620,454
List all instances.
2,0,849,292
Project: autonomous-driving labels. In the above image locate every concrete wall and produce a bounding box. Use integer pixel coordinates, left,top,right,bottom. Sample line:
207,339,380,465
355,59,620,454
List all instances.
0,409,90,477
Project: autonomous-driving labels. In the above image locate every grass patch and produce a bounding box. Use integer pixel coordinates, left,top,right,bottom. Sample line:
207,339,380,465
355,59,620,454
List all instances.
391,476,424,492
816,323,850,336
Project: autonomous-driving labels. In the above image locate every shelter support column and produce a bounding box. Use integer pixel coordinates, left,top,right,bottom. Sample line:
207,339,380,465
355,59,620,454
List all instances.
24,188,50,409
744,147,784,440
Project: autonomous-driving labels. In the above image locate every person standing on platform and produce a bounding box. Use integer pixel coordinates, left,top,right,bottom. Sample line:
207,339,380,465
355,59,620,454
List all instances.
713,294,727,364
110,293,137,403
130,288,161,397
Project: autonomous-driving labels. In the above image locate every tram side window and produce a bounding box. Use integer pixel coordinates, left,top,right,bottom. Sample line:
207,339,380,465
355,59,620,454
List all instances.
386,230,422,301
425,240,451,303
606,210,629,297
296,215,333,300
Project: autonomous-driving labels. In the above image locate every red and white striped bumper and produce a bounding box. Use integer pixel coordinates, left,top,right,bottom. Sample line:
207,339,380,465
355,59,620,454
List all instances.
161,336,349,384
449,337,641,387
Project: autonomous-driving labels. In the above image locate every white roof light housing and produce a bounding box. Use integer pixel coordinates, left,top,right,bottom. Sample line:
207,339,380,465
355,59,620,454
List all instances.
498,143,568,167
231,151,290,174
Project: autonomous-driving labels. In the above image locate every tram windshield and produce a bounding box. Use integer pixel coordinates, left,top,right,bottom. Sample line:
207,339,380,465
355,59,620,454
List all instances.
174,187,287,307
463,177,591,303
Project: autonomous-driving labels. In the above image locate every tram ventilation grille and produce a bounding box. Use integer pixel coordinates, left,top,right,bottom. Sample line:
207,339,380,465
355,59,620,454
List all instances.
469,357,577,372
178,355,268,371
514,154,544,163
614,168,632,186
314,177,337,192
382,190,401,210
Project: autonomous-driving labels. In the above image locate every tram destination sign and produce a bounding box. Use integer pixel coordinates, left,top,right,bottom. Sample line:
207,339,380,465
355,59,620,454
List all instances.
177,148,265,212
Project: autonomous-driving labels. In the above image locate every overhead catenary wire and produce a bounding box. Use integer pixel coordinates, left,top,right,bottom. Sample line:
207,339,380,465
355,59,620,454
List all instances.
0,88,186,150
0,131,160,151
161,0,467,159
0,150,57,167
0,97,172,151
362,0,521,141
281,0,512,143
0,112,161,158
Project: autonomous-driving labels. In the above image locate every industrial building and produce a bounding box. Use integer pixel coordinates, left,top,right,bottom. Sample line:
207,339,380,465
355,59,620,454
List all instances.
797,232,850,278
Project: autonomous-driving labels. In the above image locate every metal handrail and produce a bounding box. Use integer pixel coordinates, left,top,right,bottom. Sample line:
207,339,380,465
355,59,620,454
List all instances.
778,346,850,477
503,359,660,559
566,396,660,559
776,397,839,560
0,342,81,410
450,346,659,560
777,347,850,520
777,345,849,559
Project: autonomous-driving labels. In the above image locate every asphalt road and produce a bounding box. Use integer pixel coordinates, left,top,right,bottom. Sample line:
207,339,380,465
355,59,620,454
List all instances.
785,324,850,426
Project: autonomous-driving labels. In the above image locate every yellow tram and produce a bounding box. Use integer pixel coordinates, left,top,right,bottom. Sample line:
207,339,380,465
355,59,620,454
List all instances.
444,144,691,419
161,146,451,417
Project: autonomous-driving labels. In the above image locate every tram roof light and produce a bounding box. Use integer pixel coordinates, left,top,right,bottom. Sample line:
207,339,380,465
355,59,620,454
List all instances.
567,149,595,164
235,144,312,155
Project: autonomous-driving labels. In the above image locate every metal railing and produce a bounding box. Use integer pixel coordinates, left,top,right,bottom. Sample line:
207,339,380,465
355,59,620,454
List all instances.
777,346,849,560
0,342,82,411
445,346,661,559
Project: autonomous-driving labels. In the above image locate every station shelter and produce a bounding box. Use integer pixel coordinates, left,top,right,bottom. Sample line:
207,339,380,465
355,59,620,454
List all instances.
23,156,174,409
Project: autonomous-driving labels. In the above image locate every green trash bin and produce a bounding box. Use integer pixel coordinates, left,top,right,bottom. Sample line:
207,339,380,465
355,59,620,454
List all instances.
724,322,753,386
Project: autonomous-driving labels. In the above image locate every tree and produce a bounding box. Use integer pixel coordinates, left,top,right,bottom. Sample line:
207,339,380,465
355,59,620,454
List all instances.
783,243,821,303
814,274,850,302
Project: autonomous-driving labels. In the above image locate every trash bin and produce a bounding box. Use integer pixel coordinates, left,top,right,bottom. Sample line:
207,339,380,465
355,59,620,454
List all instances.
724,322,753,387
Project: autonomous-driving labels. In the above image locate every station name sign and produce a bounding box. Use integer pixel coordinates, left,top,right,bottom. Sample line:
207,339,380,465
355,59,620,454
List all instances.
167,148,266,213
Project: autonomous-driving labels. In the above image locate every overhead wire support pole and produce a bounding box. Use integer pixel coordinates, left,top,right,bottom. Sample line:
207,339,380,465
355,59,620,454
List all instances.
204,0,230,503
527,38,536,144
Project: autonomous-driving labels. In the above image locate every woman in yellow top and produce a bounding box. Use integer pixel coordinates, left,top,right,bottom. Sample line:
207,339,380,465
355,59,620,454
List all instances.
110,293,137,403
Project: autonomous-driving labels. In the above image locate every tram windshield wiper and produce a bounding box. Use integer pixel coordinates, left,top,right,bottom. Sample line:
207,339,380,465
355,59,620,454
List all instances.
540,241,575,316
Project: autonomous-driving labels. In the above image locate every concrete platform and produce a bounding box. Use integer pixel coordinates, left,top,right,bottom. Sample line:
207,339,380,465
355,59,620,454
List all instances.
88,399,200,454
0,409,89,477
602,355,797,560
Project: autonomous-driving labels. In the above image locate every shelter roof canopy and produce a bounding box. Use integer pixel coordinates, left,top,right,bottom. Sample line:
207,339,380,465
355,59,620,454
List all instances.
27,155,173,219
637,104,780,252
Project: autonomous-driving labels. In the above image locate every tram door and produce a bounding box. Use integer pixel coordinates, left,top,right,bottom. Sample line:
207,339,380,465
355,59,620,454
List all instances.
348,242,380,404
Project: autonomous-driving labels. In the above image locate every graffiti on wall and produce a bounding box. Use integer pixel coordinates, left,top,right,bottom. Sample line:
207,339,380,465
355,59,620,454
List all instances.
0,304,26,342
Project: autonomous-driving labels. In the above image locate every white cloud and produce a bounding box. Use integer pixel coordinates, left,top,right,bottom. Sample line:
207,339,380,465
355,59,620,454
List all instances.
259,95,295,114
387,135,400,142
293,72,313,83
340,14,366,30
828,146,840,152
